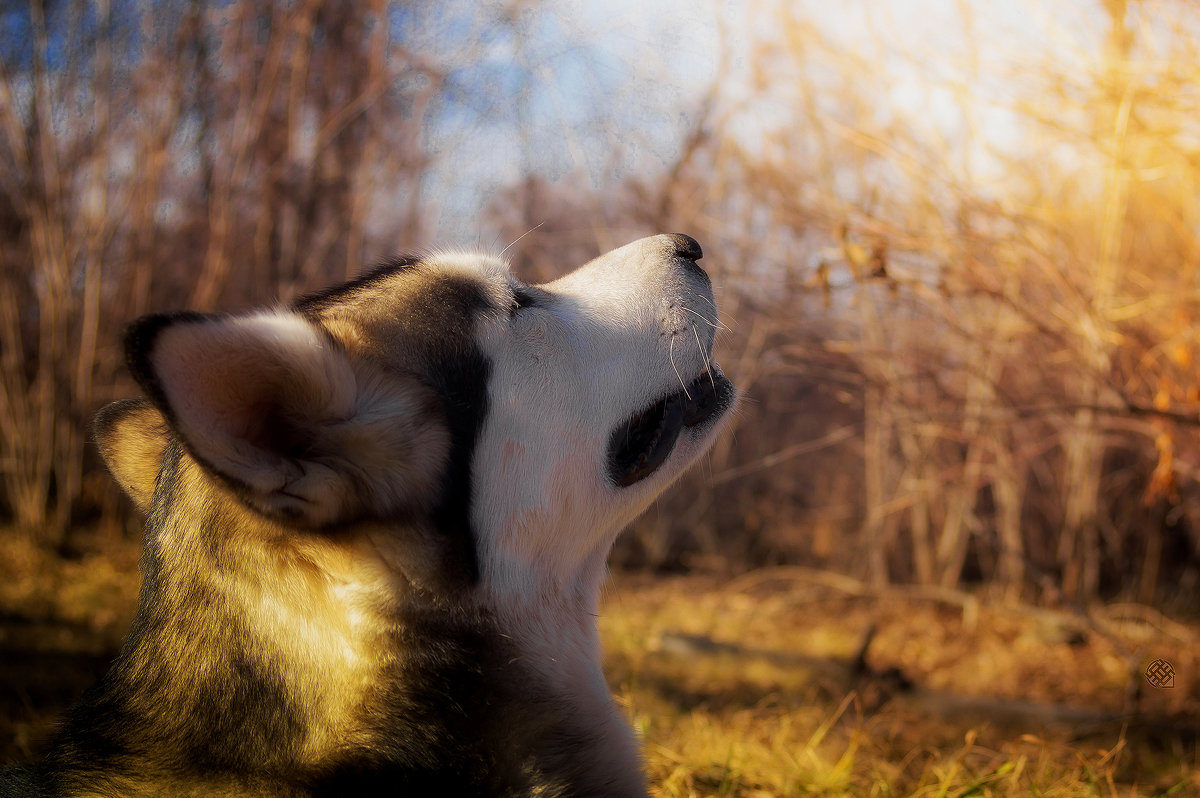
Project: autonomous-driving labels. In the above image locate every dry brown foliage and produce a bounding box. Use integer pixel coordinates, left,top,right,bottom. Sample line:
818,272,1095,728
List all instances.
3,1,1199,606
1,0,464,540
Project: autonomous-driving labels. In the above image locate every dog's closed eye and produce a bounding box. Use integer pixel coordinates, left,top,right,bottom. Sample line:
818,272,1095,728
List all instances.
511,286,540,314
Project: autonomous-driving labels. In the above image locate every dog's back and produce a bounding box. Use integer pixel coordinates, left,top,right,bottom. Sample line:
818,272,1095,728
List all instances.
4,235,735,796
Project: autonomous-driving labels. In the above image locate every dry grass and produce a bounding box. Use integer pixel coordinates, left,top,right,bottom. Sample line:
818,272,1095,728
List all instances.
4,1,1200,606
2,539,1196,794
0,535,139,638
600,575,1199,797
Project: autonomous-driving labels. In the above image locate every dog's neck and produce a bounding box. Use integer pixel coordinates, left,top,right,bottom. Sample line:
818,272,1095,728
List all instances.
482,546,605,689
480,542,649,796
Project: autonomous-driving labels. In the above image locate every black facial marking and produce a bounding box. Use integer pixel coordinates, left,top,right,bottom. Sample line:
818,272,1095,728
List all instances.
410,275,493,586
607,366,736,487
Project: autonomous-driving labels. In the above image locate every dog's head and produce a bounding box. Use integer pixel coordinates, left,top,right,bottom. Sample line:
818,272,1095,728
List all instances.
95,234,735,594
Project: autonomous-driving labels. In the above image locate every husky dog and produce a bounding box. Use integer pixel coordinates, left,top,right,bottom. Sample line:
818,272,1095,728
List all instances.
2,234,735,796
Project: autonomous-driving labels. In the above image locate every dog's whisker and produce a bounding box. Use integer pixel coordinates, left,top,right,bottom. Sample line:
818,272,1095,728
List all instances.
698,294,724,315
681,306,717,328
500,222,545,259
696,294,729,321
683,306,729,332
693,324,716,390
669,336,692,399
695,294,739,328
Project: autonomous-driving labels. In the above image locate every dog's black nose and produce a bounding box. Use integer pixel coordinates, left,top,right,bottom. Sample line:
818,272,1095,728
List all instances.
667,233,703,262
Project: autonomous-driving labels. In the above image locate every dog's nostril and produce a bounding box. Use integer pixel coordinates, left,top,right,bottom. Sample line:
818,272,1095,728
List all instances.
667,233,703,262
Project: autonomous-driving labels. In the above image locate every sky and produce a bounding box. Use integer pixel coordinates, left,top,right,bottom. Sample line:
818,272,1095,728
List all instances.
0,0,1145,244
412,0,1116,239
413,0,723,238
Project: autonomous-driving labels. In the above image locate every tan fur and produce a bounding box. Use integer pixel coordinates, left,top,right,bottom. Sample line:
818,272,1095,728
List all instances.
116,452,405,771
93,400,170,513
147,312,449,526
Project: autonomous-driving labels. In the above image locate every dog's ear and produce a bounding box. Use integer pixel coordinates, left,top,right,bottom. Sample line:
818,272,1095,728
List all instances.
93,398,170,514
124,311,448,526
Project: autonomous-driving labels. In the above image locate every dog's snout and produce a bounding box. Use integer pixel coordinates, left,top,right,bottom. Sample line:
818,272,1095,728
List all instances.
549,233,712,299
667,233,703,262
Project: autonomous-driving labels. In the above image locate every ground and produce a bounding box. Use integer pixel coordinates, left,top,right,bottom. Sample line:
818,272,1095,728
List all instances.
604,573,1198,796
2,536,1197,796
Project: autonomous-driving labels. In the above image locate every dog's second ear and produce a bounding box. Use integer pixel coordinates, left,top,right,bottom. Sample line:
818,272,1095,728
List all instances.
93,398,170,514
124,311,448,526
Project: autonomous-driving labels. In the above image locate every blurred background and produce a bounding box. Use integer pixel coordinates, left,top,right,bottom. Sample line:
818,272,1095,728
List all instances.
4,1,1200,791
4,0,1200,607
